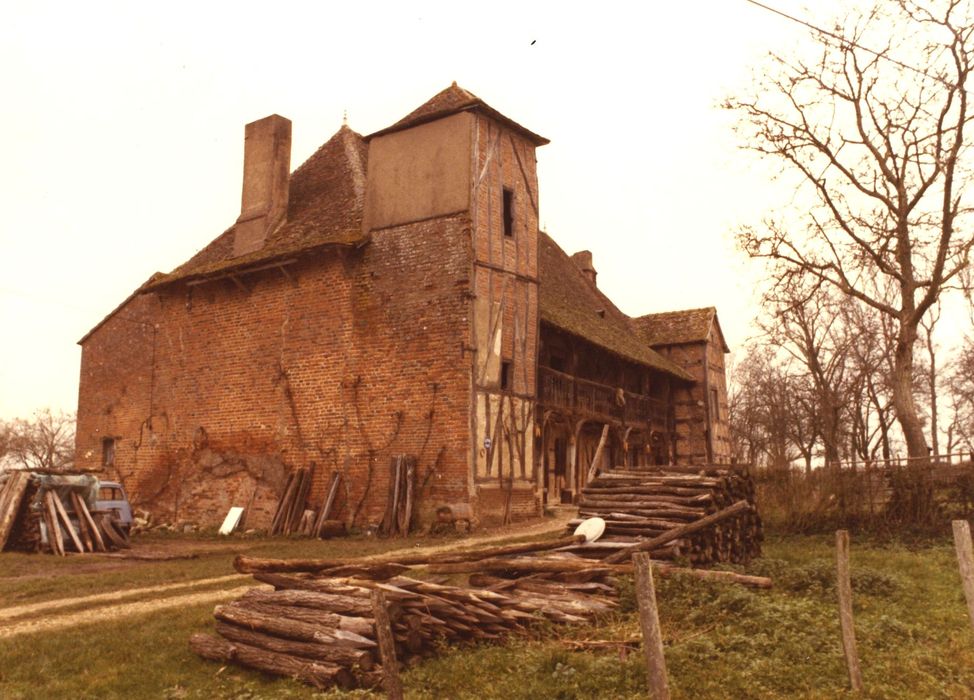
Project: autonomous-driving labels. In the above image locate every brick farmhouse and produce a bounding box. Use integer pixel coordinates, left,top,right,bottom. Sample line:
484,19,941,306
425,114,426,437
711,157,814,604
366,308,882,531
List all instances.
75,84,731,529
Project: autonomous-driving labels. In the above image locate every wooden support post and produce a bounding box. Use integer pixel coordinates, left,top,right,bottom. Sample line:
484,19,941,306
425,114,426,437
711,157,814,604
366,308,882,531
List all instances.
633,553,670,700
371,589,404,700
586,424,610,486
835,530,863,691
952,520,974,637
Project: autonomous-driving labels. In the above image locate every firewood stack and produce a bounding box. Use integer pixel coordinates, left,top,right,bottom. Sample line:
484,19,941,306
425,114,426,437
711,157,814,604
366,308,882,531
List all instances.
190,544,622,690
0,471,130,555
569,465,763,565
191,522,773,690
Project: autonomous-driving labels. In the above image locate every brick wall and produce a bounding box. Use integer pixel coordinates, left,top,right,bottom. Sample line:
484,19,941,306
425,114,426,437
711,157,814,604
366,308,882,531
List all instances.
77,215,473,529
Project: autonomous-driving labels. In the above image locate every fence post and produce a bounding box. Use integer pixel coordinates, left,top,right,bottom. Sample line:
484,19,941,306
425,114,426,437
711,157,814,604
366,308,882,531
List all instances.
633,553,670,700
371,589,404,700
836,530,863,691
951,520,974,637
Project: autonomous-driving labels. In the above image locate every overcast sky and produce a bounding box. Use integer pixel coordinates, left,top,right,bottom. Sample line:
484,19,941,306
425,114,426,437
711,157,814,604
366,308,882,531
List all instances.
0,1,853,420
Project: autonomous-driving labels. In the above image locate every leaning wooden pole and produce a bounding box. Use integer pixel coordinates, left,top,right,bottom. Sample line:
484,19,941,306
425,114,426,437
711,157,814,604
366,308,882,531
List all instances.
371,588,404,700
952,520,974,637
633,553,670,700
835,530,863,692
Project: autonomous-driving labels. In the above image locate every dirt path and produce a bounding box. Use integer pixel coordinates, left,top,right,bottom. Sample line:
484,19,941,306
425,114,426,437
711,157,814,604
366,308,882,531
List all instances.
0,513,573,639
0,574,249,622
0,584,263,639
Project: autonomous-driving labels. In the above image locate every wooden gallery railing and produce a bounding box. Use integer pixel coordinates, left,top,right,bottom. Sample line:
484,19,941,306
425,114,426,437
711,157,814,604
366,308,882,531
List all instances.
538,366,669,427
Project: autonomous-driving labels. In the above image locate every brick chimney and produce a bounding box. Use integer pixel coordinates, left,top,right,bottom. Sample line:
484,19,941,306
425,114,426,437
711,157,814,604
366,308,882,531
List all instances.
233,114,292,257
571,250,597,286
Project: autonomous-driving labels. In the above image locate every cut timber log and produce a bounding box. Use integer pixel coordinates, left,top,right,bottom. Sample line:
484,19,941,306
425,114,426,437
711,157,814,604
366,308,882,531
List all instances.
0,471,30,551
189,633,355,690
426,557,632,576
603,500,751,564
229,600,374,637
69,493,94,552
244,581,374,616
314,472,342,538
214,621,374,671
234,534,587,574
43,492,65,556
214,604,376,649
271,471,297,535
51,492,84,553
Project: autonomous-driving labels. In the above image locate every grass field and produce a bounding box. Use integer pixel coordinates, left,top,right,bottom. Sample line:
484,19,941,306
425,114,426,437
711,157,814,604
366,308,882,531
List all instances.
1,531,973,699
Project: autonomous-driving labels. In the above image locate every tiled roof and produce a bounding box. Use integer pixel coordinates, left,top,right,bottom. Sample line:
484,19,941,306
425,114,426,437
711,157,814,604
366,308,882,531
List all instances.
633,307,730,352
146,125,369,289
539,232,693,381
367,83,549,146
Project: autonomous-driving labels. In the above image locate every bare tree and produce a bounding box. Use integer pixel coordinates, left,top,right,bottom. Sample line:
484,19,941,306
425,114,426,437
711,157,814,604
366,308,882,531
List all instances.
946,336,974,453
5,409,76,472
760,281,852,467
729,348,813,471
843,297,900,462
728,0,974,463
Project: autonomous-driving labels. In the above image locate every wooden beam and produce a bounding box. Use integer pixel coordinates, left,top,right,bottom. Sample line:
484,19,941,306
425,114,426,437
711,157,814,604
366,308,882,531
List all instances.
586,424,610,486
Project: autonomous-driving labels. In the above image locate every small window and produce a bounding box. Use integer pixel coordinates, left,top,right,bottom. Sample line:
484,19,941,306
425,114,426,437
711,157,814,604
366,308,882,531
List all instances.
502,188,514,237
500,360,513,391
709,388,720,422
102,438,116,467
99,487,121,501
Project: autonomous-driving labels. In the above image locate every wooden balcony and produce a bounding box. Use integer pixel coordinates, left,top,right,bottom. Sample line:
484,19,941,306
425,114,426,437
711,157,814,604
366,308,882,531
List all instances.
538,366,669,426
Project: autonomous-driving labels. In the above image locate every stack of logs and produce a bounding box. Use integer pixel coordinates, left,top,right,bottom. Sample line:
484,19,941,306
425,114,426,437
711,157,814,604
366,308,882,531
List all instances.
190,529,771,691
0,471,129,555
569,466,763,565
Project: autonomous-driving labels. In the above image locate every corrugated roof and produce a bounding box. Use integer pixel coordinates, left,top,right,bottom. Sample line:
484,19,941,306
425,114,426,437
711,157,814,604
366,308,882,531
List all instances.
633,307,730,352
539,232,693,381
367,82,549,146
146,124,369,289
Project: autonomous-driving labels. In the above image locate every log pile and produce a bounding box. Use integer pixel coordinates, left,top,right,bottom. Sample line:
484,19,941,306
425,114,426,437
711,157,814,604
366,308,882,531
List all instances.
0,471,129,555
191,553,619,689
571,466,763,565
192,527,772,690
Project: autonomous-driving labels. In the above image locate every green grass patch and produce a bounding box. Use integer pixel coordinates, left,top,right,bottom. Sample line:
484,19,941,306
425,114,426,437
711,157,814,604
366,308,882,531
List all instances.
3,533,974,698
0,533,426,608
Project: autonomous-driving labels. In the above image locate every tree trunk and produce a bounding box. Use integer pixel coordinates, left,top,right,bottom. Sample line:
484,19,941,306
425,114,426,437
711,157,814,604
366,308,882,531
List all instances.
892,325,928,460
927,326,939,457
890,322,934,522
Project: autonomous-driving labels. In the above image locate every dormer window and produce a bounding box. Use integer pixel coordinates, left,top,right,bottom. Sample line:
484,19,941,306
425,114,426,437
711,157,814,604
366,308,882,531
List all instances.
502,188,514,237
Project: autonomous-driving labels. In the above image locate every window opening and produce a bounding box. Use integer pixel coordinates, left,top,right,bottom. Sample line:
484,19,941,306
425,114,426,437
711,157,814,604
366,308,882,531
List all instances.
502,188,514,237
500,360,513,391
102,437,116,467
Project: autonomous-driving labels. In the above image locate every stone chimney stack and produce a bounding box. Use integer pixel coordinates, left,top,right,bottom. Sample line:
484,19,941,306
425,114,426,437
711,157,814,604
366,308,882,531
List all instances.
571,250,597,286
233,114,292,257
